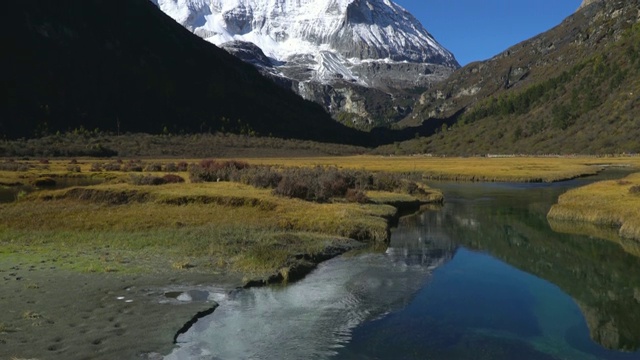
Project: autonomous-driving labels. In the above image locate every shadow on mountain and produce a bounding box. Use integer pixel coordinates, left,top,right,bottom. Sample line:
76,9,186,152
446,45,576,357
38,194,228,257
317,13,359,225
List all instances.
0,0,370,145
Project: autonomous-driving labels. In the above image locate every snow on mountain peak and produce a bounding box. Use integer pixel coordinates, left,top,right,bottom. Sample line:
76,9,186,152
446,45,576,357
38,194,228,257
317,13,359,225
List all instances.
154,0,459,83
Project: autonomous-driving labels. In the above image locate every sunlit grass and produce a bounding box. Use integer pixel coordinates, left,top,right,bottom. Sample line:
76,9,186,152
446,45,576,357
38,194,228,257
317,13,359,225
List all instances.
0,181,402,278
548,172,640,241
3,156,639,280
239,156,640,182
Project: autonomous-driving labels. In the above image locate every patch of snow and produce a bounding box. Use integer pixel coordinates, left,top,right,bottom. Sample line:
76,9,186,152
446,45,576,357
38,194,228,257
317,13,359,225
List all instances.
152,0,459,86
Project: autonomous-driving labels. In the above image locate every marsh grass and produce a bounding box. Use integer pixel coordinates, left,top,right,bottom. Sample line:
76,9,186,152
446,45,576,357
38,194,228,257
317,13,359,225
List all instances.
548,172,640,241
0,181,400,277
4,156,634,279
240,156,634,182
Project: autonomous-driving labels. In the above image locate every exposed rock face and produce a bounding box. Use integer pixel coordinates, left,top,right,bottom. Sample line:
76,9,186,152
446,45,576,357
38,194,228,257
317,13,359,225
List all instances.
579,0,603,10
152,0,459,128
219,41,273,68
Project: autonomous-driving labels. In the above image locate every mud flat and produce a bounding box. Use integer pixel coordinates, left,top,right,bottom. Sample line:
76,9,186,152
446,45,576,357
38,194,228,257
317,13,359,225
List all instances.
0,255,241,360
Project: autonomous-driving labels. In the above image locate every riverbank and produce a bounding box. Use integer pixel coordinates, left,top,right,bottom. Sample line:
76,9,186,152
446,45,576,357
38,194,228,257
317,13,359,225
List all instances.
0,161,444,359
1,156,638,359
0,255,243,360
548,172,640,242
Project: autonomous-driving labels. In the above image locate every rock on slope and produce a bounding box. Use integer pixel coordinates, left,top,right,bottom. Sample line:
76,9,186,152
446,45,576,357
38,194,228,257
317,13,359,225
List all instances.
152,0,460,128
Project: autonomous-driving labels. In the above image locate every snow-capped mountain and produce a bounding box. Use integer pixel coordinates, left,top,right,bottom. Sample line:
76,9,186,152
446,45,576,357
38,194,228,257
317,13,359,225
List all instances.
152,0,460,127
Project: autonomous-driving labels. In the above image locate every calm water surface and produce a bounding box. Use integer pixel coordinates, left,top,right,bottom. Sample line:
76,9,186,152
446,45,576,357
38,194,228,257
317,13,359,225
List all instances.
167,170,640,360
0,177,103,203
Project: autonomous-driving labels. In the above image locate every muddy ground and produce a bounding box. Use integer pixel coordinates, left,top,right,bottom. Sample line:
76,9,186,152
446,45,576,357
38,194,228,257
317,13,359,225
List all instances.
0,256,241,360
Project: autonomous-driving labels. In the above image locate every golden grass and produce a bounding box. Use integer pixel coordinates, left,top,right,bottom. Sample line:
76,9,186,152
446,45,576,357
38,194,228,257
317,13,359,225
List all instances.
0,181,402,277
3,156,639,279
3,156,640,184
238,155,640,182
548,172,640,242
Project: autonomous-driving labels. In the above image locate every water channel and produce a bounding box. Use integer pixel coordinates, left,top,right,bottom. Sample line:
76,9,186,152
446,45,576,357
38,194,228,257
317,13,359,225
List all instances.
167,170,640,360
0,177,103,203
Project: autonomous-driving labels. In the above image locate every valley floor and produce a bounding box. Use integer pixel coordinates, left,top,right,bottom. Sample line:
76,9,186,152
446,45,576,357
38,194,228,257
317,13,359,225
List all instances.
1,155,639,359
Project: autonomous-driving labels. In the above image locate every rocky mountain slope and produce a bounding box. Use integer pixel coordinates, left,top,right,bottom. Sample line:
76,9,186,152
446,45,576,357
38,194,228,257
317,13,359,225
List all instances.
391,0,640,155
152,0,459,129
0,0,366,144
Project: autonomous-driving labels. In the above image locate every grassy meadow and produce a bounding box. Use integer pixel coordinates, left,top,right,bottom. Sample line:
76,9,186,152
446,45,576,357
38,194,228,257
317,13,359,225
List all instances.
2,155,639,283
241,155,640,182
0,158,442,282
548,172,640,242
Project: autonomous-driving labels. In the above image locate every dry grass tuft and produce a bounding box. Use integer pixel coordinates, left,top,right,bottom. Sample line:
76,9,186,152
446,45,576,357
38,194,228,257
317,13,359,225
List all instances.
0,322,15,333
22,311,42,320
172,260,195,270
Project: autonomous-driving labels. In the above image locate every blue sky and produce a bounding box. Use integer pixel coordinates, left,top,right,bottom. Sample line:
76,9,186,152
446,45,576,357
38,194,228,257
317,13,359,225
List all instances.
394,0,583,66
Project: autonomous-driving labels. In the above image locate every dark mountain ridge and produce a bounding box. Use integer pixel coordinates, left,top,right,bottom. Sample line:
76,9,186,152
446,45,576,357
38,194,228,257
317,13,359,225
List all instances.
0,0,367,144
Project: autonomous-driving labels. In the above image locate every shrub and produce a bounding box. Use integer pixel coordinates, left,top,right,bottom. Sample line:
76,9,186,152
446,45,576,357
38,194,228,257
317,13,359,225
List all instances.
67,165,81,172
274,175,310,200
103,163,121,171
273,166,351,202
370,172,424,195
177,161,189,172
164,162,178,172
189,159,250,182
69,159,78,164
90,163,103,172
162,174,185,184
372,172,403,192
239,166,282,188
38,159,49,164
630,185,640,195
316,168,349,201
122,161,143,172
402,181,420,195
145,163,163,172
345,189,369,203
130,175,166,186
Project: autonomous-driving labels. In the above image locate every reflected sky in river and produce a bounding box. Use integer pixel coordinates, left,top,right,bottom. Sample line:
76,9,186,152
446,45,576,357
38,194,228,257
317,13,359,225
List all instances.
167,219,455,359
167,169,640,360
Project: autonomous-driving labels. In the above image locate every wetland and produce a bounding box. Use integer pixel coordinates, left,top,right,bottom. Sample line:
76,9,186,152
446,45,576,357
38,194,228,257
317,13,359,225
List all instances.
1,157,640,359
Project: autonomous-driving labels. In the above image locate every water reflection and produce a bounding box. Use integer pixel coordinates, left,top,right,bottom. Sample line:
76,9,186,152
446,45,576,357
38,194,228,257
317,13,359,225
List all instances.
429,179,640,354
166,212,457,360
167,170,640,359
0,177,103,203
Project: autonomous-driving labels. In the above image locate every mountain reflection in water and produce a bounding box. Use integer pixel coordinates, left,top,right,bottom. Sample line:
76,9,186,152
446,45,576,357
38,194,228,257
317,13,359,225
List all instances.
431,180,640,354
167,170,640,360
166,212,456,360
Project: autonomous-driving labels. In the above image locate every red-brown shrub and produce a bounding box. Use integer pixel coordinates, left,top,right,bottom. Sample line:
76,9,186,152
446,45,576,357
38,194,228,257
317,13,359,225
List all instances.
162,174,185,184
345,189,369,203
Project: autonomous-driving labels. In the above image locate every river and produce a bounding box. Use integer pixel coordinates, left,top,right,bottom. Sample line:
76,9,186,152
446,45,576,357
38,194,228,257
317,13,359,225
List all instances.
166,170,640,360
